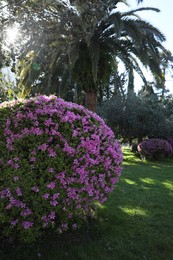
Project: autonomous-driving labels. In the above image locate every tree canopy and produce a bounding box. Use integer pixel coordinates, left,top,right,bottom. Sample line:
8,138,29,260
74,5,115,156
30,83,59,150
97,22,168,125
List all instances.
0,0,172,111
100,91,173,142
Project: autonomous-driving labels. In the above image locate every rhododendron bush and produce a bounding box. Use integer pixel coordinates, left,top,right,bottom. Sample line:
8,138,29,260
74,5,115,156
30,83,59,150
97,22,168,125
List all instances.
137,138,172,160
167,138,173,152
0,95,123,242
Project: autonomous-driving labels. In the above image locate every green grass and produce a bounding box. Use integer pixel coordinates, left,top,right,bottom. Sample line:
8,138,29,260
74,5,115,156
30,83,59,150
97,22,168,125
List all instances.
1,148,173,260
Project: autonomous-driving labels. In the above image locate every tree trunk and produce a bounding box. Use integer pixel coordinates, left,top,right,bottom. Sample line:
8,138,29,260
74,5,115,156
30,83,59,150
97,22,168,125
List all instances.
85,90,97,112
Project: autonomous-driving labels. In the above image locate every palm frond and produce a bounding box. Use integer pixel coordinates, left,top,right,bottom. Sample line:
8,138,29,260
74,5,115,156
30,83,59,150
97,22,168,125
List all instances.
121,7,160,17
136,0,144,3
122,18,166,42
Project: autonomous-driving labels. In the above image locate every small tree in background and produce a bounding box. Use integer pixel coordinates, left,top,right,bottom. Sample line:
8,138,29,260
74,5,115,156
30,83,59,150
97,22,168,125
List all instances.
100,92,173,143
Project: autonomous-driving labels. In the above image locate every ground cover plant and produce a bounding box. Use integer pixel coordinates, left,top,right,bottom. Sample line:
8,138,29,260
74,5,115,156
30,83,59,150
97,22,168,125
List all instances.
0,95,122,242
1,148,173,259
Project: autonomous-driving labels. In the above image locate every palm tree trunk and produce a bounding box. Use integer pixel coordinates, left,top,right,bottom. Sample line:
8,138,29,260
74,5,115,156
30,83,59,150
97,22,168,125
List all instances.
85,90,97,112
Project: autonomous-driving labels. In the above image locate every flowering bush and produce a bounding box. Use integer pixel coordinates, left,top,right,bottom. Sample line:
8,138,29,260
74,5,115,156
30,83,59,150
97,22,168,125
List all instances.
167,139,173,153
137,138,172,160
0,95,123,242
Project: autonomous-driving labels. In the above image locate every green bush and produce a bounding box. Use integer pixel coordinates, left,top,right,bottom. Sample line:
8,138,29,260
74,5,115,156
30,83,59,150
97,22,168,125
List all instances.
0,95,123,242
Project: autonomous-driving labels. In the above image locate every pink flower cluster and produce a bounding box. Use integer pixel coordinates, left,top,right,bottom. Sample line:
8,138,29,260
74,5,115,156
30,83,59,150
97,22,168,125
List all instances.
0,95,123,242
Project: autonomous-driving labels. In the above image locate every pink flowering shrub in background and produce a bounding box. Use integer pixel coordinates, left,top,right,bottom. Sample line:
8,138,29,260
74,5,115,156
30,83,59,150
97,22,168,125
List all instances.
137,138,172,160
167,138,173,153
0,95,123,242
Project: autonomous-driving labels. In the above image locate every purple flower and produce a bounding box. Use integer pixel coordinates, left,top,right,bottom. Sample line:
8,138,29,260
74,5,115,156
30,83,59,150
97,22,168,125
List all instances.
31,127,43,135
42,193,50,199
22,221,34,229
61,223,68,230
72,223,78,230
16,187,22,196
31,186,39,193
50,200,58,206
13,163,20,169
30,157,36,162
115,166,122,176
21,208,32,216
48,148,57,157
6,203,12,209
38,143,48,151
31,150,36,155
44,118,54,126
49,211,55,220
0,188,11,199
10,197,26,208
48,168,54,173
52,193,60,200
50,193,59,206
47,182,56,189
72,130,78,137
7,160,13,166
13,176,19,182
63,144,75,156
11,219,19,226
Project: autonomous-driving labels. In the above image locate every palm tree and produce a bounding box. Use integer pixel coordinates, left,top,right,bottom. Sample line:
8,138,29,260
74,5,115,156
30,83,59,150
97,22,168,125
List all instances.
2,0,169,111
66,3,167,111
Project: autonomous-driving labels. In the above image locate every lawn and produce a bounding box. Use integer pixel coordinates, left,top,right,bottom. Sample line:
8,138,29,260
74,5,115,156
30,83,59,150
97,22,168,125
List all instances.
1,148,173,260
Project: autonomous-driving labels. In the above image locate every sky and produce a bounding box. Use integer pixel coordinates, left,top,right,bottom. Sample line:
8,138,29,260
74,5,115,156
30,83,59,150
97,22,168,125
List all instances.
130,0,173,52
118,0,173,93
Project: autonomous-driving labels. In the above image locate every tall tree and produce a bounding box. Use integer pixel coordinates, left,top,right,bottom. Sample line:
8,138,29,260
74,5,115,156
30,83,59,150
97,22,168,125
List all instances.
1,0,170,111
101,92,173,143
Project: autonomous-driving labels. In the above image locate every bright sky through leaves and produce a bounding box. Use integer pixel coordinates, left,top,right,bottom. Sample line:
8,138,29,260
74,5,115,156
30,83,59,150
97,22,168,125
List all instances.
6,26,19,44
120,0,173,93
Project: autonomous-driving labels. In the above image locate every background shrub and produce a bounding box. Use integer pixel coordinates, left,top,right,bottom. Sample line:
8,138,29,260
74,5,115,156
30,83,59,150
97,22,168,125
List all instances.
137,138,172,160
0,95,123,242
167,138,173,153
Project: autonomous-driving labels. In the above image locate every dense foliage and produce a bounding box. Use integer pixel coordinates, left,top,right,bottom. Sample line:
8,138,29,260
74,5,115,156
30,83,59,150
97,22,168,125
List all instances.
100,93,173,142
0,95,122,242
1,0,171,111
137,138,172,160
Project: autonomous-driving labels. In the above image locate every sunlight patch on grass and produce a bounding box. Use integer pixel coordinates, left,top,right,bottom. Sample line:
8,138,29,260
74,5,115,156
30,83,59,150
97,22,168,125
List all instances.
162,181,173,191
140,178,158,185
151,165,160,169
94,201,107,209
122,150,142,165
124,178,137,185
142,186,152,190
119,206,148,217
